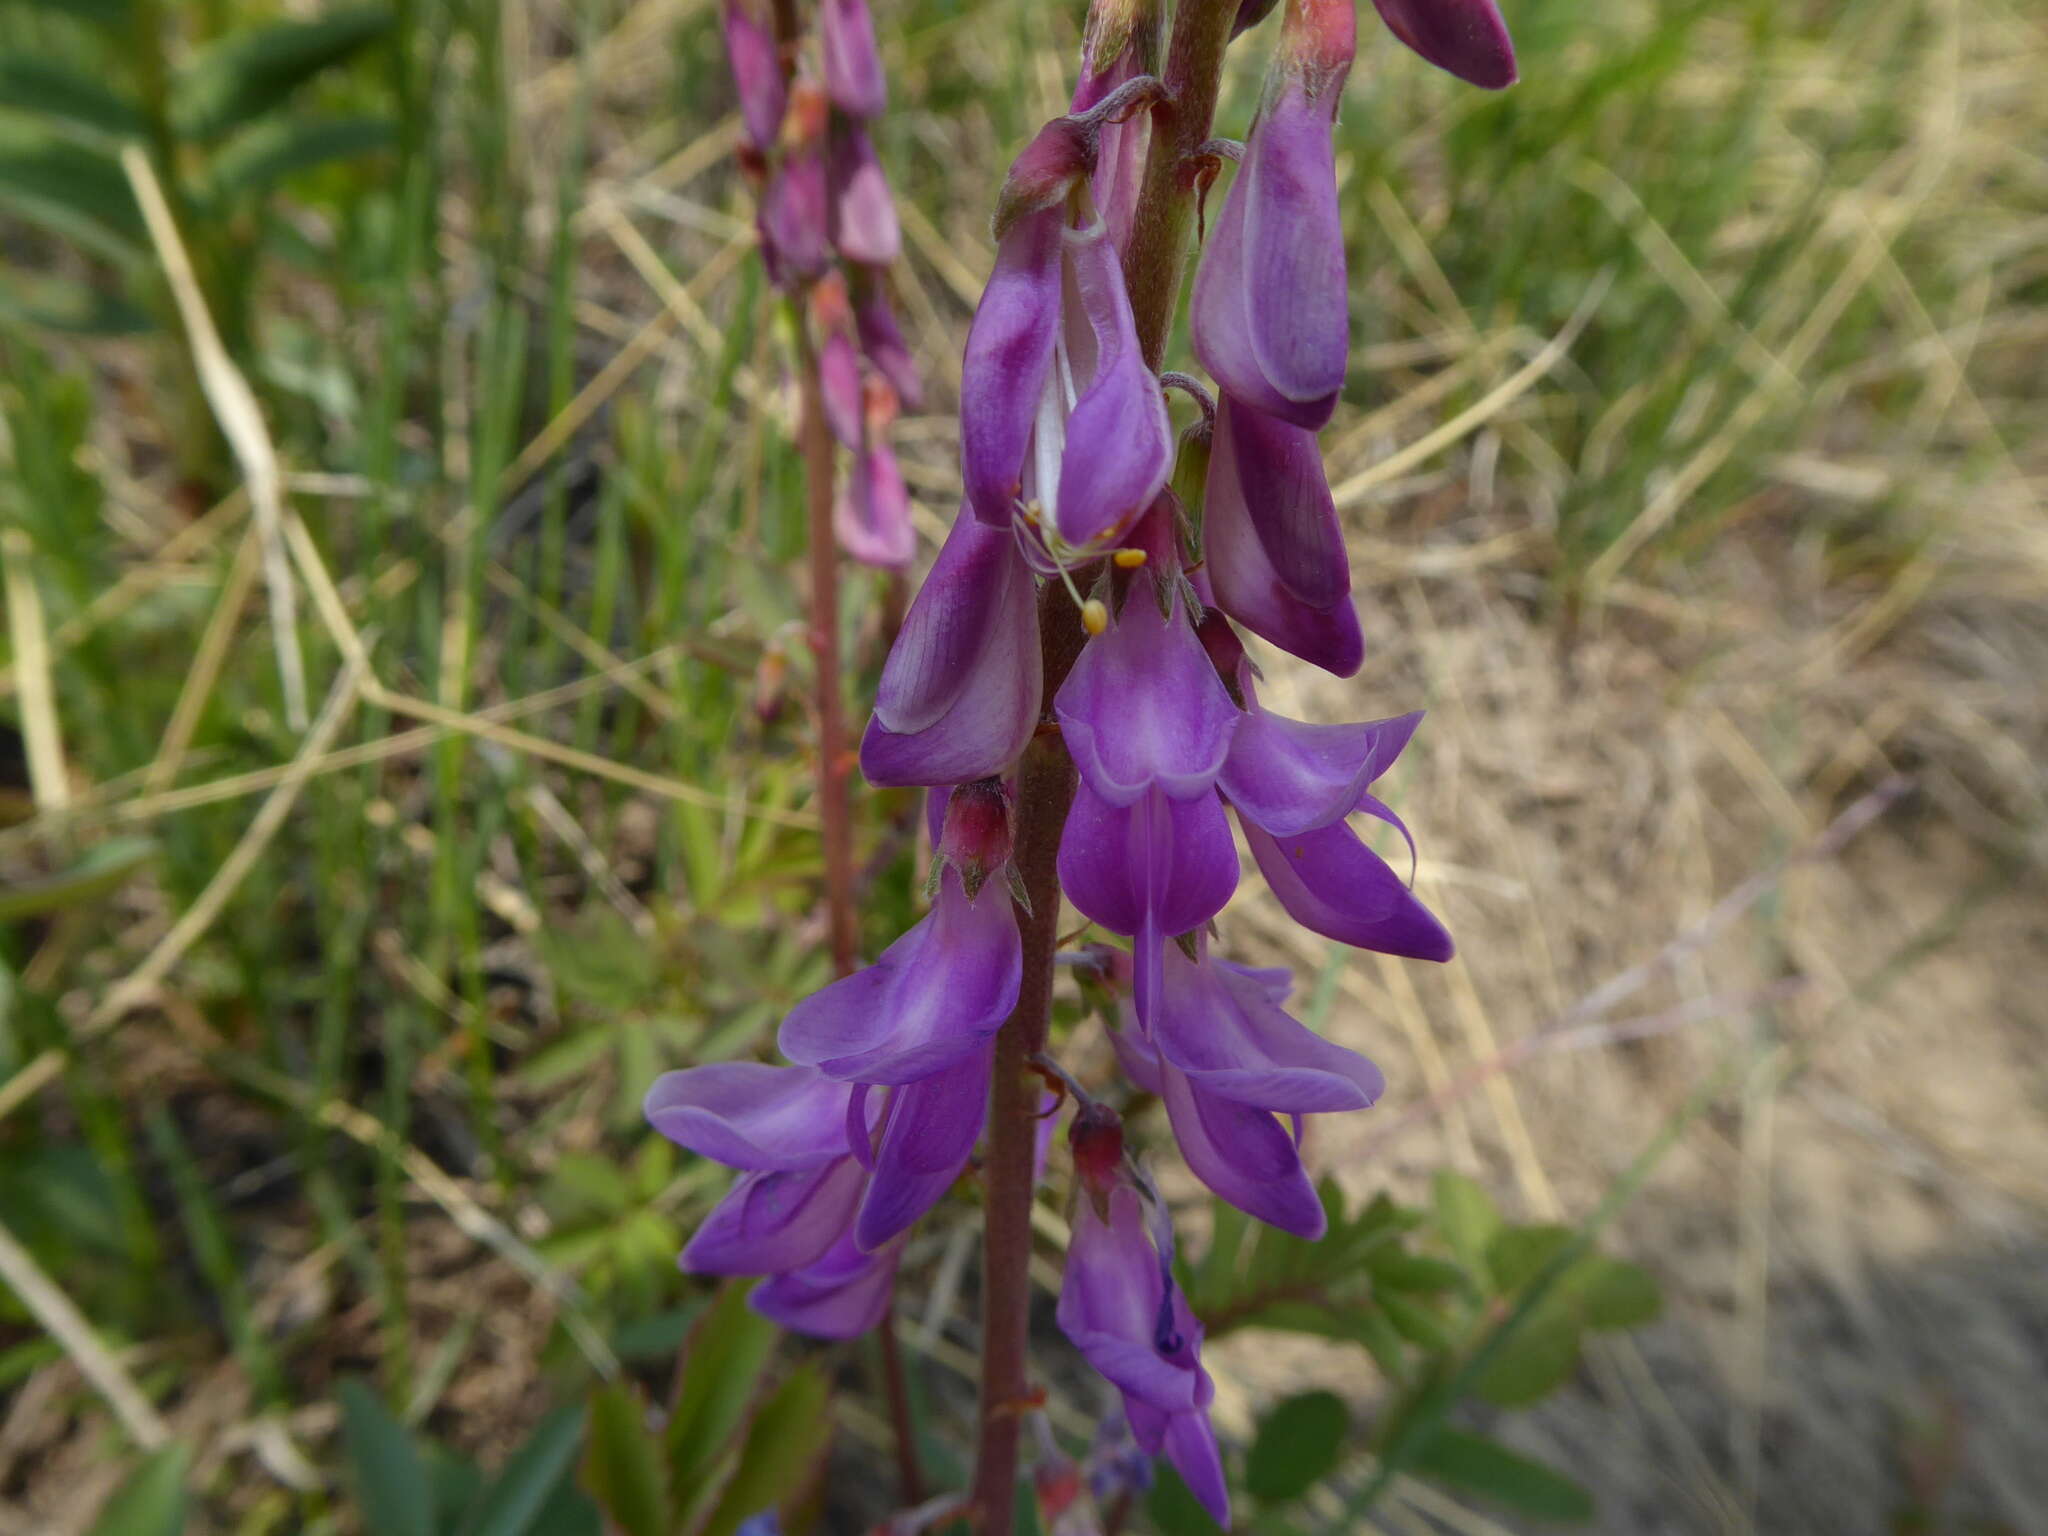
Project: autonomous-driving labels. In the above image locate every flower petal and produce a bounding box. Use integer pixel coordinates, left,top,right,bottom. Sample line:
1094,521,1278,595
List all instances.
722,0,787,152
1239,77,1348,429
779,871,1020,1084
1159,1061,1326,1237
961,207,1064,525
855,1044,991,1249
862,504,1042,786
834,442,916,568
752,1229,902,1339
1056,575,1240,805
818,0,887,117
644,1062,853,1170
1053,222,1171,548
1370,0,1517,89
1221,707,1421,837
681,1157,865,1274
828,123,901,266
1242,813,1454,960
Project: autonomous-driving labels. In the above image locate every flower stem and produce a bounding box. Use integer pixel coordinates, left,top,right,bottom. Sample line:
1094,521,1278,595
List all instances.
791,317,861,978
970,1,1242,1526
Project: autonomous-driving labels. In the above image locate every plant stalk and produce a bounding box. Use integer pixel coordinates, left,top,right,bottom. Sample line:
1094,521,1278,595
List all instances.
970,0,1242,1526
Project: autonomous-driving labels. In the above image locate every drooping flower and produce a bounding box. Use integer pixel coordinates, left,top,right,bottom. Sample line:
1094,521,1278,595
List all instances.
757,142,832,287
960,121,1170,549
861,502,1043,786
1216,651,1453,960
1191,0,1354,432
1369,0,1517,89
1202,392,1364,676
1057,1106,1229,1526
818,0,888,118
827,121,902,266
780,780,1022,1082
1109,940,1382,1237
853,274,923,410
1070,0,1162,252
753,1225,903,1338
722,0,788,153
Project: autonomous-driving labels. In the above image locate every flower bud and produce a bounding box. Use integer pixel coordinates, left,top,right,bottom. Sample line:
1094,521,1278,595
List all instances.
853,277,923,411
938,777,1014,899
819,0,888,118
1067,1099,1126,1202
722,0,787,152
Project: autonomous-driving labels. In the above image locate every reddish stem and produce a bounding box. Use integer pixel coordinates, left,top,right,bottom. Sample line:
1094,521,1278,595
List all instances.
968,0,1243,1528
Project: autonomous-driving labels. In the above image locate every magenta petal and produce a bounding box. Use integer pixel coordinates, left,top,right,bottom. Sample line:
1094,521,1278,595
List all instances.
1242,813,1454,960
1055,577,1240,805
820,330,863,449
862,504,1042,786
1189,161,1308,426
644,1062,853,1170
1058,783,1238,942
1240,80,1349,427
1153,943,1385,1113
1205,393,1364,676
779,871,1020,1084
682,1157,866,1274
1052,223,1171,547
828,123,901,266
752,1229,901,1339
1221,707,1422,837
855,1045,991,1249
961,207,1063,525
759,149,832,285
1164,1412,1232,1528
854,282,923,410
722,0,786,152
1160,1063,1326,1238
1370,0,1517,88
834,442,915,568
818,0,887,116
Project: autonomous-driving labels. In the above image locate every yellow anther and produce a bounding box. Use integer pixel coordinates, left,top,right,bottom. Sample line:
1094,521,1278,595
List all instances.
1081,598,1109,635
1113,548,1148,569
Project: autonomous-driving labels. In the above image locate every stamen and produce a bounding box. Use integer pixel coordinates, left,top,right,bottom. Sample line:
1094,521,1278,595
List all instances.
1081,598,1108,635
1113,548,1147,569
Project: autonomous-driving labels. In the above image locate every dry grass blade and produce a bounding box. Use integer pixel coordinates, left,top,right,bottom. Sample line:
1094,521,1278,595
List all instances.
0,1215,170,1449
0,529,69,811
120,145,309,730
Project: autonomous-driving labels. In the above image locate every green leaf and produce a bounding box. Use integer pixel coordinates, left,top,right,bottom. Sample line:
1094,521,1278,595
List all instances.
538,908,661,1011
204,113,394,198
0,58,144,144
0,129,141,261
0,837,155,922
1486,1225,1576,1294
1411,1427,1595,1523
1146,1463,1228,1536
1432,1170,1501,1282
87,1443,189,1536
1245,1391,1349,1504
583,1385,669,1536
1377,1291,1451,1352
1367,1251,1466,1293
171,6,395,140
1576,1258,1661,1330
1474,1315,1584,1406
665,1285,777,1490
10,0,128,22
698,1364,833,1536
457,1401,587,1536
338,1379,436,1536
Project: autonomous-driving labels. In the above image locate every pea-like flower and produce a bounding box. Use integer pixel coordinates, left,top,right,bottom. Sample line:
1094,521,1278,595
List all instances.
960,121,1170,550
1370,0,1517,89
1057,1106,1228,1527
818,0,887,118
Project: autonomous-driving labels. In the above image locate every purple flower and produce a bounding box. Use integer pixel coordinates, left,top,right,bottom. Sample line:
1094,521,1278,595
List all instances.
819,325,864,449
1054,572,1239,805
1057,1111,1228,1527
757,144,832,287
861,502,1043,787
1111,940,1382,1237
1058,780,1237,1027
819,0,887,118
779,867,1019,1084
753,1225,903,1338
722,0,787,153
834,437,914,568
1071,0,1161,252
1370,0,1517,89
960,123,1169,548
1203,392,1363,676
827,121,901,266
1220,677,1452,960
1191,0,1354,431
853,276,923,410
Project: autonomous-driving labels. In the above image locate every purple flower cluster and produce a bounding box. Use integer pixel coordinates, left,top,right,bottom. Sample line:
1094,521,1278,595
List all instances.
723,0,922,566
658,0,1516,1520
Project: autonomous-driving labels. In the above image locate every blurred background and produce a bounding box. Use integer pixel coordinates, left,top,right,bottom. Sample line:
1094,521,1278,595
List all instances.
0,0,2042,1531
